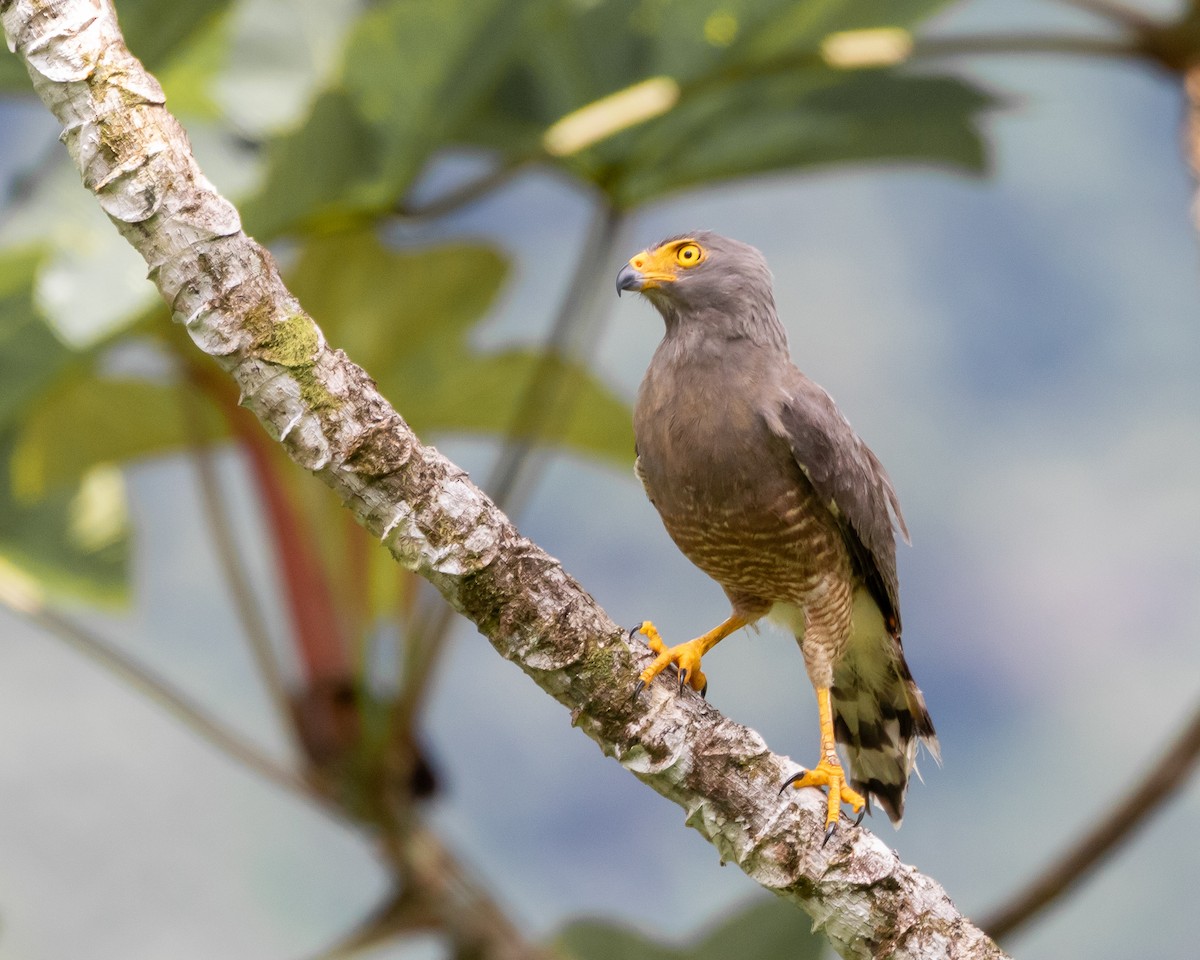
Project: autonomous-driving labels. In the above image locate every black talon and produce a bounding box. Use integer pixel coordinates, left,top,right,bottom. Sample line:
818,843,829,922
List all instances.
632,679,646,701
700,681,708,699
779,770,806,796
822,823,837,848
853,807,866,827
628,624,643,639
678,668,688,694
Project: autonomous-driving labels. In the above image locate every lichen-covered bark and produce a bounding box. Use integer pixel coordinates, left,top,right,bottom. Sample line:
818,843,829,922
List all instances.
2,2,1008,957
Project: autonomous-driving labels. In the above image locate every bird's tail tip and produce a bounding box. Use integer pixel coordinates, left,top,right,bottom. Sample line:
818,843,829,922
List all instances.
832,650,937,827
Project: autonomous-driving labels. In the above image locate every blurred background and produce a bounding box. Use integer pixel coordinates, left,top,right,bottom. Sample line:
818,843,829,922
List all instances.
1,0,1198,958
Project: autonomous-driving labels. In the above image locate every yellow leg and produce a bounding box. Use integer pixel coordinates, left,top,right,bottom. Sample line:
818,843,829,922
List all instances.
632,614,748,697
781,688,866,838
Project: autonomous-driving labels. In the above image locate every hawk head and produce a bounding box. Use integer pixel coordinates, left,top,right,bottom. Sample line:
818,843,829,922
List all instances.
616,230,782,345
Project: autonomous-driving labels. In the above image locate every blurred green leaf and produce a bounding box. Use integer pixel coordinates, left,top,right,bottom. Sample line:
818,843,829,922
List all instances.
260,226,633,645
557,897,827,960
0,47,30,92
0,430,129,604
609,69,992,207
0,251,129,601
483,0,960,120
1,0,236,92
0,248,75,426
11,375,228,500
421,349,635,463
731,0,956,61
459,0,989,206
287,229,633,465
154,8,234,120
241,90,387,237
113,0,234,72
243,0,525,237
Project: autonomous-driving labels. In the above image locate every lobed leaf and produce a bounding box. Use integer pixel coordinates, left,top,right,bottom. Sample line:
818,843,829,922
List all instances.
10,375,228,501
0,248,74,426
459,0,990,206
0,430,129,604
243,0,525,237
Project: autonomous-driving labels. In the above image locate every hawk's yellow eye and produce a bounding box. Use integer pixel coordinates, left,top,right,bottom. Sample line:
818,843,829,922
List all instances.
675,242,704,267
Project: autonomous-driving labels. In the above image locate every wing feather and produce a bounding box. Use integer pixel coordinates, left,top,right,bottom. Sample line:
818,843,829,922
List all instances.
767,370,907,633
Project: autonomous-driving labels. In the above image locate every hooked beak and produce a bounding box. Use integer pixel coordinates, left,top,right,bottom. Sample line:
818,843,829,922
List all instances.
615,262,644,296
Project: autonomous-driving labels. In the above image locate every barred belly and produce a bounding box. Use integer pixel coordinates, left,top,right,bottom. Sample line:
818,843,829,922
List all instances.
658,481,856,686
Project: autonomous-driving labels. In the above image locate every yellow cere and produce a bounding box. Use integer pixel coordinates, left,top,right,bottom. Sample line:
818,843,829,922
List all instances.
628,239,706,288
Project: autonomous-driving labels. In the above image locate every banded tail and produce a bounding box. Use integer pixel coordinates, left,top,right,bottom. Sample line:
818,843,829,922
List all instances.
831,592,939,826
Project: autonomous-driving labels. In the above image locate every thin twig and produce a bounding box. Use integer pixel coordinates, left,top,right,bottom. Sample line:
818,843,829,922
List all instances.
982,699,1200,941
487,201,624,510
1045,0,1162,32
187,361,351,688
177,372,303,758
395,157,537,220
7,596,550,960
8,598,324,809
679,32,1144,102
314,828,558,960
909,32,1142,62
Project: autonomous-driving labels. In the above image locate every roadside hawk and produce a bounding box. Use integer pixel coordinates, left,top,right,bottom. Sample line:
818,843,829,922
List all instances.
616,232,938,835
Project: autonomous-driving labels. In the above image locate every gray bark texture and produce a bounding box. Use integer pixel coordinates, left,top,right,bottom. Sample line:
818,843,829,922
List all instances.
2,2,1009,957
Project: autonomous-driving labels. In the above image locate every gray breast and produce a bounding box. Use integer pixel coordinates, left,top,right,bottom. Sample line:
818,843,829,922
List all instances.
634,351,849,606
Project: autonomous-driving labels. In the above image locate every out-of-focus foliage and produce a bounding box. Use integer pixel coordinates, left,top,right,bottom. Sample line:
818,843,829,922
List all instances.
286,230,632,462
243,0,525,236
0,249,72,425
556,897,827,960
0,249,129,600
11,377,226,502
0,0,233,91
246,0,990,235
461,0,988,208
0,0,992,603
0,430,129,603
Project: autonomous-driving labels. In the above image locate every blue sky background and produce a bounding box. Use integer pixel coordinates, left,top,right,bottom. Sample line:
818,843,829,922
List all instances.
1,0,1198,958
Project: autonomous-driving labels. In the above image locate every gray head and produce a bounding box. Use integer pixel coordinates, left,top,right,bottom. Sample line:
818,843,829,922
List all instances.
615,231,785,348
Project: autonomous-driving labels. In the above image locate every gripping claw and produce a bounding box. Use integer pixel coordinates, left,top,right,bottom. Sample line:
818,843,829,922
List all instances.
780,758,866,839
780,769,806,796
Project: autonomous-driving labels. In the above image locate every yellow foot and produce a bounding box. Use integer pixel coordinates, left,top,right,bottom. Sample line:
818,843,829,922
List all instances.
781,758,866,843
631,621,708,697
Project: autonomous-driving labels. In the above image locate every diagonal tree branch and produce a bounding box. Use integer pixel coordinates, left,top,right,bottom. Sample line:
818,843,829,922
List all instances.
1,2,1006,957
